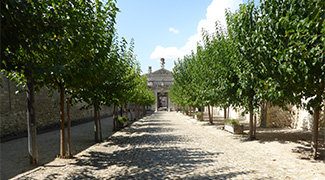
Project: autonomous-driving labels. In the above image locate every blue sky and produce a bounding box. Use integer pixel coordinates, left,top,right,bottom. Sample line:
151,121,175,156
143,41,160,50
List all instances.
115,0,250,73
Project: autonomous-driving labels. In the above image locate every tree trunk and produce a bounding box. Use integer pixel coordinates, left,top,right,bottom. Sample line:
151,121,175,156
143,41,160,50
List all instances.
26,72,38,165
201,105,204,121
144,105,148,115
312,106,320,159
142,104,145,116
134,104,137,120
130,103,133,121
59,83,65,157
224,108,227,119
94,103,99,143
98,110,103,142
138,104,141,118
67,97,72,158
248,103,255,140
254,114,257,137
124,103,128,118
260,101,268,128
208,104,213,124
113,104,116,131
211,105,213,120
115,105,119,127
120,105,123,117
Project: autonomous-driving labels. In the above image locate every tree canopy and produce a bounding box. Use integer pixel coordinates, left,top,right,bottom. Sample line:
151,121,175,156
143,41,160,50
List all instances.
170,0,324,159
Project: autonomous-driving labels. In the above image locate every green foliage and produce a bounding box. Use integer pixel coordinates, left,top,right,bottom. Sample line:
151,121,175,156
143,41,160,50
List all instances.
118,116,129,123
223,119,241,126
193,112,202,116
259,0,324,113
1,0,154,127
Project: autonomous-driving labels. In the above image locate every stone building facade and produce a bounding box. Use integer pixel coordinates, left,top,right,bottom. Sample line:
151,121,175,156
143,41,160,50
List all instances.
145,58,175,111
0,73,114,138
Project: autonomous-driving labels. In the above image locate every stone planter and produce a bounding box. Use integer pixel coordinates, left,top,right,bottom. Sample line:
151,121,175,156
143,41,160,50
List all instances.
195,115,202,121
224,123,244,134
118,121,128,128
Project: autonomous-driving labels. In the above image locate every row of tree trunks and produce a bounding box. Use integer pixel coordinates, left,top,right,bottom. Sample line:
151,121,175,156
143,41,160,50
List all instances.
59,84,75,158
182,102,320,159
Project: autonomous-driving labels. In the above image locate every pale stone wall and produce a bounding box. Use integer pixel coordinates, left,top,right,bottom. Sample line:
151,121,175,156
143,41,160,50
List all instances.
223,101,325,132
266,103,325,131
0,75,114,138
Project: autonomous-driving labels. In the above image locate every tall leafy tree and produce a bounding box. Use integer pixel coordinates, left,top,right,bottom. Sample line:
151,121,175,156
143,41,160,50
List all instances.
1,0,53,165
259,0,324,159
226,1,261,139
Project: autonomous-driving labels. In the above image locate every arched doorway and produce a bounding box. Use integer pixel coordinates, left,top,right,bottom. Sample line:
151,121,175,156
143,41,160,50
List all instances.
157,92,168,111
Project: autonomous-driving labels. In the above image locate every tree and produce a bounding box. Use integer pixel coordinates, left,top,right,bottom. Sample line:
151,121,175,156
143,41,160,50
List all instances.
1,0,52,165
1,0,119,160
226,1,262,139
259,0,324,159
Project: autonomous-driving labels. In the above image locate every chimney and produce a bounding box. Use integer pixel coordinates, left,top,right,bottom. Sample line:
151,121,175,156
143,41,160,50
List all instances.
148,66,152,74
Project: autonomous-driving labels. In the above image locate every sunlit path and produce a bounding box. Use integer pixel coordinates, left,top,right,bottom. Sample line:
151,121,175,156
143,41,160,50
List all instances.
12,111,325,179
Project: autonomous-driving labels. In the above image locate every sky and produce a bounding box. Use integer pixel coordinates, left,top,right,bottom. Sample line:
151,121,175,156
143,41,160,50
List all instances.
115,0,250,74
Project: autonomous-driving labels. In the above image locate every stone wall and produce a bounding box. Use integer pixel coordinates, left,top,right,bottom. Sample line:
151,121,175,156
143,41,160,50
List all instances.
224,101,325,132
265,103,325,131
0,74,114,138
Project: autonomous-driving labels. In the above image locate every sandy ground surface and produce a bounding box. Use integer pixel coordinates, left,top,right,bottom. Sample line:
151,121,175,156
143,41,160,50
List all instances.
1,115,116,180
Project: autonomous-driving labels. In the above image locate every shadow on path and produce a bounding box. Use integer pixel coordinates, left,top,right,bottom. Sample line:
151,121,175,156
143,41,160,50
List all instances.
66,147,253,179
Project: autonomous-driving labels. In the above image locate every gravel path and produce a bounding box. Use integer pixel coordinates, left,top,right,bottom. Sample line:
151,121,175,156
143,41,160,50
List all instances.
7,112,325,179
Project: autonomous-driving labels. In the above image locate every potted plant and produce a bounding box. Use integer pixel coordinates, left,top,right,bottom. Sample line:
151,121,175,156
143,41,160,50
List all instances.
193,112,202,120
223,119,244,134
118,116,129,128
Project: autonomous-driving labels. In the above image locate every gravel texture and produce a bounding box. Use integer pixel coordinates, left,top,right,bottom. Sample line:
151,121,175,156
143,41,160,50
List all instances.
5,111,325,179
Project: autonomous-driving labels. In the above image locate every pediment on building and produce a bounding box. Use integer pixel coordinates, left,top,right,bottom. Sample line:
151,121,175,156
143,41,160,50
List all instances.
151,68,171,75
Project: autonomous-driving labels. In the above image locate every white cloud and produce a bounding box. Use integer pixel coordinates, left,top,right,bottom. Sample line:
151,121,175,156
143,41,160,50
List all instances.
150,0,242,63
150,46,182,59
169,27,180,34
